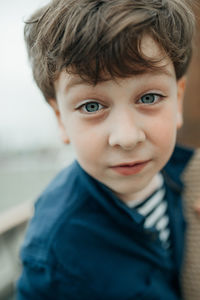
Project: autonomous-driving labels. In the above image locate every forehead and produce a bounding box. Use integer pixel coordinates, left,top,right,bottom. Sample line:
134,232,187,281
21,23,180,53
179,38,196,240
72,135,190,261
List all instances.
55,36,175,93
140,35,163,59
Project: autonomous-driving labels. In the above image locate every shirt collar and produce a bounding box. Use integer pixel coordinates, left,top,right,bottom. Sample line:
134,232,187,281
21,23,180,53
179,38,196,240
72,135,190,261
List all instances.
75,144,194,226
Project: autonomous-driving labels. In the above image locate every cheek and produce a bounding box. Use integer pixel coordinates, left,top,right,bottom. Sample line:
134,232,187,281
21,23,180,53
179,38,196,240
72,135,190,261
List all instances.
147,110,178,151
67,121,106,160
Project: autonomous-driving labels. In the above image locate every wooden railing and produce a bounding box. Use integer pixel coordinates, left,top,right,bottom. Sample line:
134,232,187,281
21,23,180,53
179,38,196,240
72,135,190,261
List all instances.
0,201,33,299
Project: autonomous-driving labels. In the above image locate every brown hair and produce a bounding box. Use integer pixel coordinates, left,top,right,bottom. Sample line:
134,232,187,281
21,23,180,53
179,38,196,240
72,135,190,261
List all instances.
24,0,195,101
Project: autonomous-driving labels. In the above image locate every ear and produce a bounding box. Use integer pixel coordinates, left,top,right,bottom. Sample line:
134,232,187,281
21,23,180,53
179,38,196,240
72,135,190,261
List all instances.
49,99,70,144
176,77,187,129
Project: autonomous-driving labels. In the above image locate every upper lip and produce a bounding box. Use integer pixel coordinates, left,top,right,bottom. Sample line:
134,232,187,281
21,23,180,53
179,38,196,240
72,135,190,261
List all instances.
111,160,150,167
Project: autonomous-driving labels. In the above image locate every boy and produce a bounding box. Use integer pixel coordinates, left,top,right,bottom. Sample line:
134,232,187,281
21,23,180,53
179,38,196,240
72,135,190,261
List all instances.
17,0,195,299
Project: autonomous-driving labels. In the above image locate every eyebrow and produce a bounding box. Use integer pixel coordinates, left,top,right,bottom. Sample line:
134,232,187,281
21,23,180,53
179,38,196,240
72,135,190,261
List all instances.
65,77,91,91
65,68,174,91
148,68,174,78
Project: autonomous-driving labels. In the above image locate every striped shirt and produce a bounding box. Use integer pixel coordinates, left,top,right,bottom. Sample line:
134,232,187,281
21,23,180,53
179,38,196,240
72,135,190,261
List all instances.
129,174,171,249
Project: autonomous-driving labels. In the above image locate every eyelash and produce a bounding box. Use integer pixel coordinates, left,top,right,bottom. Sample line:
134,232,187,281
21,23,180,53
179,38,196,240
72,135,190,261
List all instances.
137,93,165,105
76,101,106,114
76,93,165,114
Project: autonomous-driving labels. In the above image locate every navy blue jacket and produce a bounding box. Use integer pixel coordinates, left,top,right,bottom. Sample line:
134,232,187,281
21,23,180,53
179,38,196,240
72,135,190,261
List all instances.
17,146,193,300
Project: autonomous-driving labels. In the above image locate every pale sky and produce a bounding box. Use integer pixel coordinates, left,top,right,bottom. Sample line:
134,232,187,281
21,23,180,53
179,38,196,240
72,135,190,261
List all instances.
0,0,61,152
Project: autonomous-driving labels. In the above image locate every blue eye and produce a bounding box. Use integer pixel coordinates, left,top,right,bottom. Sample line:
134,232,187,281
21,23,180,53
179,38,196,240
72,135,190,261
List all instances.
140,94,160,104
82,102,104,113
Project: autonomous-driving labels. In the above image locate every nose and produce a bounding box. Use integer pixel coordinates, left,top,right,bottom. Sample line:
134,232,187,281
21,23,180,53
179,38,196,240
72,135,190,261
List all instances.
108,110,146,150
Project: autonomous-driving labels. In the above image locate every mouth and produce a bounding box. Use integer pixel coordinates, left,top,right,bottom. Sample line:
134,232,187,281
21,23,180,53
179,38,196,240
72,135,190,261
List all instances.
110,160,151,176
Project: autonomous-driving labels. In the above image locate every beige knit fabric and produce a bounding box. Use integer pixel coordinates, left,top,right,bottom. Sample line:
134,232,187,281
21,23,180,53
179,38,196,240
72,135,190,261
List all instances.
181,149,200,300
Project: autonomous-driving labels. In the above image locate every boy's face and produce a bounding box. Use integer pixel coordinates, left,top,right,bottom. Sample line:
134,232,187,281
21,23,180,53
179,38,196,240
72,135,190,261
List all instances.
52,37,185,203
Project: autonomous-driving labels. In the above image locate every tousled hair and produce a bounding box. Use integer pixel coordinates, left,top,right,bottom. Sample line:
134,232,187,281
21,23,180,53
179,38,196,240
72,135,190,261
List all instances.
24,0,195,101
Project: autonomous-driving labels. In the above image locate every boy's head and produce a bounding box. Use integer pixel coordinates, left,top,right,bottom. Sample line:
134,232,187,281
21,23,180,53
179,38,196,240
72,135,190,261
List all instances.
25,0,194,101
24,0,195,202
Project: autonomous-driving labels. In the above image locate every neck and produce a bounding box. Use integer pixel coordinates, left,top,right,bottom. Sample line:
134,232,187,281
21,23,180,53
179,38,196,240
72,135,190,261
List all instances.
120,173,163,206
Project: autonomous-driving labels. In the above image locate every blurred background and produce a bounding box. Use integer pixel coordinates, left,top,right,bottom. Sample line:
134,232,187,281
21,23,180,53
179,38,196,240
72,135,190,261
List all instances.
177,2,200,148
0,0,199,299
0,1,75,299
0,0,76,215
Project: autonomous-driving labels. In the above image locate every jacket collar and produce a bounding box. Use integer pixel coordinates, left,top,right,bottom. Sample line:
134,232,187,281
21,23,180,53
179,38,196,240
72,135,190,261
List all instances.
162,144,194,193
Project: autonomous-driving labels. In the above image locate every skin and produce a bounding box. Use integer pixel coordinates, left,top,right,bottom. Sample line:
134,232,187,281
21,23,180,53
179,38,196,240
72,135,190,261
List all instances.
50,36,186,204
194,199,200,216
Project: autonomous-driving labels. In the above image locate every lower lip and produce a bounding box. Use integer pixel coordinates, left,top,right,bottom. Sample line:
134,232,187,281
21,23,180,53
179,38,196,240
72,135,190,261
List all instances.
111,161,150,176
